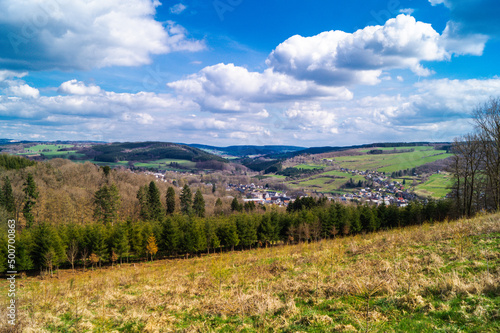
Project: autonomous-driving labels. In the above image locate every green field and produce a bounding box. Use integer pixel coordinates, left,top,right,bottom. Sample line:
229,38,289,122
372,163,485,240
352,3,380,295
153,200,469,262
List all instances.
334,149,452,173
17,144,88,160
287,171,365,193
133,159,197,169
268,174,287,179
415,173,454,198
293,164,325,170
20,144,75,155
89,161,131,167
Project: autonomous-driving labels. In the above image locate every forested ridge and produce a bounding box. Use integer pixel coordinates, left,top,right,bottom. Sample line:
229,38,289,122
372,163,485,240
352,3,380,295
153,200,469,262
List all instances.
86,142,227,163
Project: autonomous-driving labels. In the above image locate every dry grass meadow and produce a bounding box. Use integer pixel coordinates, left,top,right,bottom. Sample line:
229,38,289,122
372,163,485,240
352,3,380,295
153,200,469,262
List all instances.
2,214,500,332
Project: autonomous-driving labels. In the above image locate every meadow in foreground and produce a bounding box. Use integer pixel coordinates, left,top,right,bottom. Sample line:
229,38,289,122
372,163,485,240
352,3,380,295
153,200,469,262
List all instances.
2,214,499,332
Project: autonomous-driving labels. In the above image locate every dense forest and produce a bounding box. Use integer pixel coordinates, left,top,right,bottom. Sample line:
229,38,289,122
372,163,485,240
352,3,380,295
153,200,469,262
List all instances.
84,142,227,163
1,191,454,273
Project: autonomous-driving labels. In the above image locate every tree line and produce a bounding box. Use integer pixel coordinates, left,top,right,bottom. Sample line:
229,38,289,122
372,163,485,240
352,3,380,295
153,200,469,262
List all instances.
0,196,454,273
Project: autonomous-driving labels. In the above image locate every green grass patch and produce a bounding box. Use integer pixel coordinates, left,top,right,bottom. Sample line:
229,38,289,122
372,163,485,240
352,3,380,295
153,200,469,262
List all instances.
334,148,452,173
133,159,196,169
415,173,454,198
22,144,74,154
287,171,365,192
293,164,325,170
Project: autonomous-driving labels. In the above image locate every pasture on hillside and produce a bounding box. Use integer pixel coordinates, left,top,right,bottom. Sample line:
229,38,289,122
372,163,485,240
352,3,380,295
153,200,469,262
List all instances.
287,170,365,193
4,214,499,332
415,173,455,199
333,148,452,173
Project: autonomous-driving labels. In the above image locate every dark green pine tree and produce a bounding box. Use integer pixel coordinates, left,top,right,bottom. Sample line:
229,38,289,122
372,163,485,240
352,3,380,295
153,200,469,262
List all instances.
22,173,39,228
179,184,192,215
1,176,16,217
258,214,277,247
136,185,150,220
218,219,239,251
193,189,205,217
31,222,64,271
101,165,111,179
204,218,219,253
236,215,257,249
113,224,130,264
161,217,179,255
231,197,242,212
360,205,378,232
91,224,108,267
212,183,216,194
93,183,121,225
166,186,176,215
147,181,163,221
128,222,144,257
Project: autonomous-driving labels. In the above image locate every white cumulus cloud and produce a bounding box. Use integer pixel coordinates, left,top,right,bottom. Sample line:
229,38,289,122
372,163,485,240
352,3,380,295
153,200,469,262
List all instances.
0,0,204,71
58,80,102,95
5,84,40,98
266,14,484,86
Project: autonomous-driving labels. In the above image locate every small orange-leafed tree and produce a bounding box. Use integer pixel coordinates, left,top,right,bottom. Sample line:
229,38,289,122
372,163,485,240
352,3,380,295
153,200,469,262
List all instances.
146,235,158,261
89,253,99,270
111,250,118,268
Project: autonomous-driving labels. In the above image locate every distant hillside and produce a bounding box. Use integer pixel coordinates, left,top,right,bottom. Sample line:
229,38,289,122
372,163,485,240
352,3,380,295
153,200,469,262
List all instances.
188,144,306,157
85,142,226,163
272,142,452,159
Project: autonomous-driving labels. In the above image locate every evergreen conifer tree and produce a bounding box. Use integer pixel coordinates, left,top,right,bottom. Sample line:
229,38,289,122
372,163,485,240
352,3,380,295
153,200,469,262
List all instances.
180,184,193,215
166,186,176,215
147,181,163,221
193,189,205,217
136,185,150,220
162,217,179,255
1,176,15,217
23,173,39,228
231,197,242,212
93,183,120,225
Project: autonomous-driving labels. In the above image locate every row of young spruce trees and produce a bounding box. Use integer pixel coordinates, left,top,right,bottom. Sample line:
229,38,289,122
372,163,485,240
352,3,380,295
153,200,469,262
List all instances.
2,98,500,273
1,165,454,273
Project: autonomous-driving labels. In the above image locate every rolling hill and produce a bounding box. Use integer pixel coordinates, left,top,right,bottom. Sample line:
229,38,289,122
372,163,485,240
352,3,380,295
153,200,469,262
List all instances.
86,142,227,163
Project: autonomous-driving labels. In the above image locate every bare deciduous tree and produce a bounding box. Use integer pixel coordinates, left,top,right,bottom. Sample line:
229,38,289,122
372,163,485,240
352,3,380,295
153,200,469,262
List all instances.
451,133,484,217
66,239,79,272
473,98,500,210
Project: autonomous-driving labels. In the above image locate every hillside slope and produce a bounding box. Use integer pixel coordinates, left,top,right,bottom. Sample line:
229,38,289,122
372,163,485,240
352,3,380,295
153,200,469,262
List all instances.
7,214,500,332
87,142,227,163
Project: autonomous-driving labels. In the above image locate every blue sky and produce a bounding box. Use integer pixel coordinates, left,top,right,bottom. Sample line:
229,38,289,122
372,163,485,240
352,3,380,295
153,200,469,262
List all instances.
0,0,499,147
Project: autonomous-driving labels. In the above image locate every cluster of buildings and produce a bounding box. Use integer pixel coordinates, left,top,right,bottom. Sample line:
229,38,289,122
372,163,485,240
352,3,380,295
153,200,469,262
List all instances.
226,183,292,206
142,168,420,208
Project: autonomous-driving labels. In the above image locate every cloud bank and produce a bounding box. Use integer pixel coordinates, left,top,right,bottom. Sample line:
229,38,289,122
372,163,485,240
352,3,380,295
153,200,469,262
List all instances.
0,0,204,71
